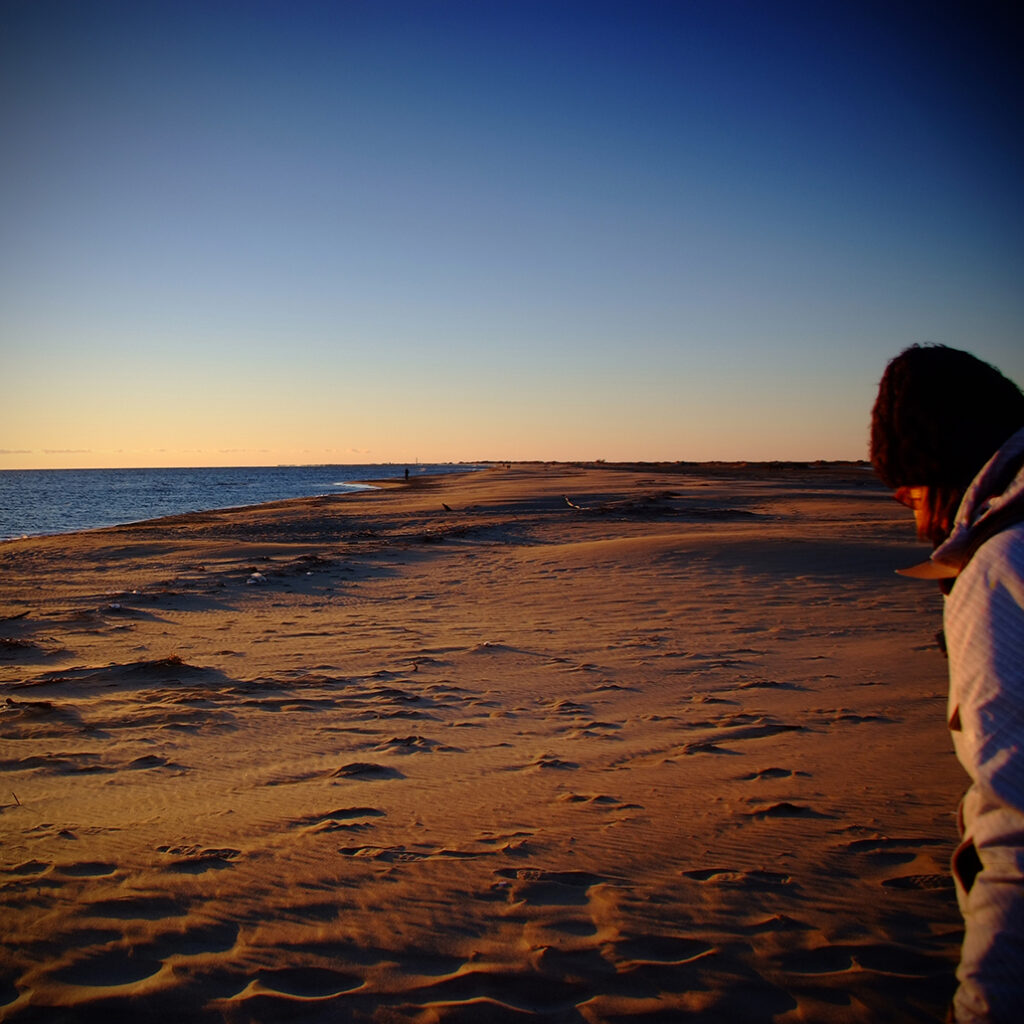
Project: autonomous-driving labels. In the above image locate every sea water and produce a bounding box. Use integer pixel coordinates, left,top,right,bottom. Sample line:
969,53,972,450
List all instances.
0,464,478,541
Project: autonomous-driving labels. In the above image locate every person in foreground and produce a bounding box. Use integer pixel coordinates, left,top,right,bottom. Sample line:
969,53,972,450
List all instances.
871,344,1024,1023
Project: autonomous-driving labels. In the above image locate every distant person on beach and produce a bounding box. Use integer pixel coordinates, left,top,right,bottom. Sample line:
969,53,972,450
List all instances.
870,344,1024,1023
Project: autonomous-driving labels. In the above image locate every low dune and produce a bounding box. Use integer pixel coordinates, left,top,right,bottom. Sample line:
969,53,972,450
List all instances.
0,464,963,1022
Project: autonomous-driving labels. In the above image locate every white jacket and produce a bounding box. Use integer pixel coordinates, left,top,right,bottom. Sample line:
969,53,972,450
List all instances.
931,426,1024,1023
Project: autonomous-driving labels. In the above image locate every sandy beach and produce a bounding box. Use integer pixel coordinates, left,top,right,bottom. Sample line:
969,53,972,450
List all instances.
0,463,965,1022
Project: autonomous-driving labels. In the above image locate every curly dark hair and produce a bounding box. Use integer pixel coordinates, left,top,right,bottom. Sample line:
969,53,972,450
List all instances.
870,344,1024,491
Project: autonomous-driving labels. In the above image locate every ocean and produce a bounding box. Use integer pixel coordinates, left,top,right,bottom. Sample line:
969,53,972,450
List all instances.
0,464,480,541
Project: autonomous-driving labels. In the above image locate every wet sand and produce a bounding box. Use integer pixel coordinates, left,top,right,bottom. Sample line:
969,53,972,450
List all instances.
0,463,964,1022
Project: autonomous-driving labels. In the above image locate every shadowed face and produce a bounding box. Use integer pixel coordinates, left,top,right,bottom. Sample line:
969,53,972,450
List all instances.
894,485,929,537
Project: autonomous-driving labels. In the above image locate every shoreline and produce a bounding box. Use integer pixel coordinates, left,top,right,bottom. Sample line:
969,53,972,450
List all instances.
0,459,872,545
0,463,489,544
0,463,962,1022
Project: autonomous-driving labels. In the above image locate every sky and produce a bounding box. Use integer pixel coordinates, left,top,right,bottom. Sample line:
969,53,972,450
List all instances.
2,0,1022,469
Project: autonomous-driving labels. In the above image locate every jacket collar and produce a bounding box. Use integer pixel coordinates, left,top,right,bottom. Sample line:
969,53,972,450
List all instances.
897,425,1024,581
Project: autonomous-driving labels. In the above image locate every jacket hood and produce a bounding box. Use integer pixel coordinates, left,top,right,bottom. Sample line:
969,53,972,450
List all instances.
902,426,1024,580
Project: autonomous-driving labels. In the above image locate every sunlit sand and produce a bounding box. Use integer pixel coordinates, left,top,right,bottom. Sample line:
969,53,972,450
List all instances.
0,464,964,1021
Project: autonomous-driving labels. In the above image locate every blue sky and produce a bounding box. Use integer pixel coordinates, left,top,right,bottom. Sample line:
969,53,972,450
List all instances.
2,0,1022,467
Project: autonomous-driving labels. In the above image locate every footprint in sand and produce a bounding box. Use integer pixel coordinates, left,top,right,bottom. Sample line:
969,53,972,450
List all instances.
612,933,715,965
53,948,164,987
544,698,592,716
809,707,893,724
292,807,386,833
330,762,404,780
844,836,946,854
337,844,485,863
492,868,609,907
558,793,643,812
774,945,856,976
736,679,803,691
473,831,534,856
149,921,240,957
564,720,623,740
157,845,241,874
411,965,582,1014
295,807,386,825
55,861,118,877
775,942,942,978
881,873,954,890
744,914,814,933
746,802,831,820
679,740,735,755
253,966,362,998
8,859,50,875
87,895,192,920
842,836,952,887
543,917,600,938
373,735,460,755
681,867,793,889
519,754,579,771
737,767,808,781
